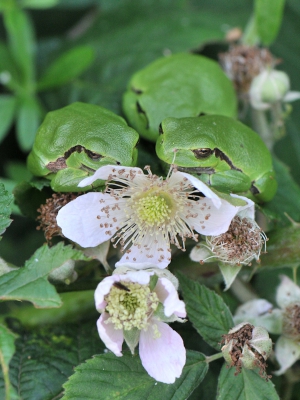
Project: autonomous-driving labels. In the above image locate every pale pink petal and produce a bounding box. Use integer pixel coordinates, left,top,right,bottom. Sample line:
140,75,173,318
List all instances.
78,165,144,187
186,197,241,236
139,321,186,383
274,335,300,375
276,275,300,309
116,232,171,269
94,275,118,311
155,278,186,318
56,192,126,248
171,170,222,208
97,313,124,357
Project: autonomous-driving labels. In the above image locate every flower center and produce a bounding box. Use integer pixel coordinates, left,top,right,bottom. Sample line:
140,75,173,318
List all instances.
135,192,171,228
282,303,300,340
105,281,159,331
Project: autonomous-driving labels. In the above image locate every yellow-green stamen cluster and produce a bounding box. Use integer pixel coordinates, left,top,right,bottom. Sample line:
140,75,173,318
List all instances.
105,281,159,331
135,194,171,227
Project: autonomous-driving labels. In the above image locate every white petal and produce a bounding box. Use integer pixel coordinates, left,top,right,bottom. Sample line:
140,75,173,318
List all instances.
121,270,153,285
94,275,117,311
172,170,222,208
139,321,186,383
274,335,300,375
56,192,126,248
276,275,300,309
97,314,124,357
78,165,144,187
188,197,243,236
155,278,186,318
283,91,300,103
230,194,255,220
116,232,171,269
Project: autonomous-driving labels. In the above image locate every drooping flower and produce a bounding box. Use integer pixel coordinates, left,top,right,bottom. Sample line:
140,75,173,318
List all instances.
56,165,251,269
94,267,186,383
233,275,300,375
190,203,264,289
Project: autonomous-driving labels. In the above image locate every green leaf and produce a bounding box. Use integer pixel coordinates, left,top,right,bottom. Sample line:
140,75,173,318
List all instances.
41,0,228,112
0,183,14,240
217,363,279,400
0,242,89,308
0,324,19,400
0,321,103,400
13,180,51,219
20,0,59,8
16,95,42,151
178,273,234,350
37,46,95,91
254,0,285,46
62,350,208,400
0,96,16,144
261,157,300,224
3,8,35,85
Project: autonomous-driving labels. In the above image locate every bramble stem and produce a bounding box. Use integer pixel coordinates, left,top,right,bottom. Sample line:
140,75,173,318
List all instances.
205,352,224,363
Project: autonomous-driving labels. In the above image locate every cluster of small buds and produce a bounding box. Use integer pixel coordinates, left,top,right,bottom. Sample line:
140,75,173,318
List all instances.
221,322,272,379
37,192,79,242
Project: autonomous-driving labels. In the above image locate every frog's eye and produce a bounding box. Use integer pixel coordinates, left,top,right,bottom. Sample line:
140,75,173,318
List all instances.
192,148,213,159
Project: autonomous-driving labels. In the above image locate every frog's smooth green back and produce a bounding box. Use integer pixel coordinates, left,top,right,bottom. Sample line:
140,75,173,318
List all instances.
122,53,237,141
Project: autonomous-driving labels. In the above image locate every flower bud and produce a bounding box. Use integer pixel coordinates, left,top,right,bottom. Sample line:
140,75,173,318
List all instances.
222,322,272,378
249,69,290,110
48,259,77,284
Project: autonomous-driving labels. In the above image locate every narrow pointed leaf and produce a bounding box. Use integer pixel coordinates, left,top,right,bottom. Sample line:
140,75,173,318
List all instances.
37,46,95,91
0,96,16,144
255,0,285,45
0,183,14,240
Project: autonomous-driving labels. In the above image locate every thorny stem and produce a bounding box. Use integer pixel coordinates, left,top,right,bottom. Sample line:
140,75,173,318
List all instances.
205,352,224,363
251,108,274,151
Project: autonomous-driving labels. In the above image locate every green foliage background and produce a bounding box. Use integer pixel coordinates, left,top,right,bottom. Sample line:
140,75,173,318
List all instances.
1,0,300,399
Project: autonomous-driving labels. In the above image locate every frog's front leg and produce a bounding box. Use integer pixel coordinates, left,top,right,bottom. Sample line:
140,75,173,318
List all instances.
252,171,277,203
197,170,252,195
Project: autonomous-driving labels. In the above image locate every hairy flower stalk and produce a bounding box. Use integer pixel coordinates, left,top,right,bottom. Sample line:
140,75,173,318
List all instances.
57,165,252,268
95,268,186,383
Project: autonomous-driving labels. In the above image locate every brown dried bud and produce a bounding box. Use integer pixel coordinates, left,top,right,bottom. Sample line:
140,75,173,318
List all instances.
36,193,79,242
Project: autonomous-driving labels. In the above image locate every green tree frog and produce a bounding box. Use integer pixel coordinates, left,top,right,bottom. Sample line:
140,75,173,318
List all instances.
122,53,237,142
27,102,139,192
156,115,277,203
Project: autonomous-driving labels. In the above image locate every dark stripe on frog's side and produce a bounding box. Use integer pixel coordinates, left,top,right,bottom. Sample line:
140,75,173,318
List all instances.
136,101,149,129
46,145,103,173
177,148,260,194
